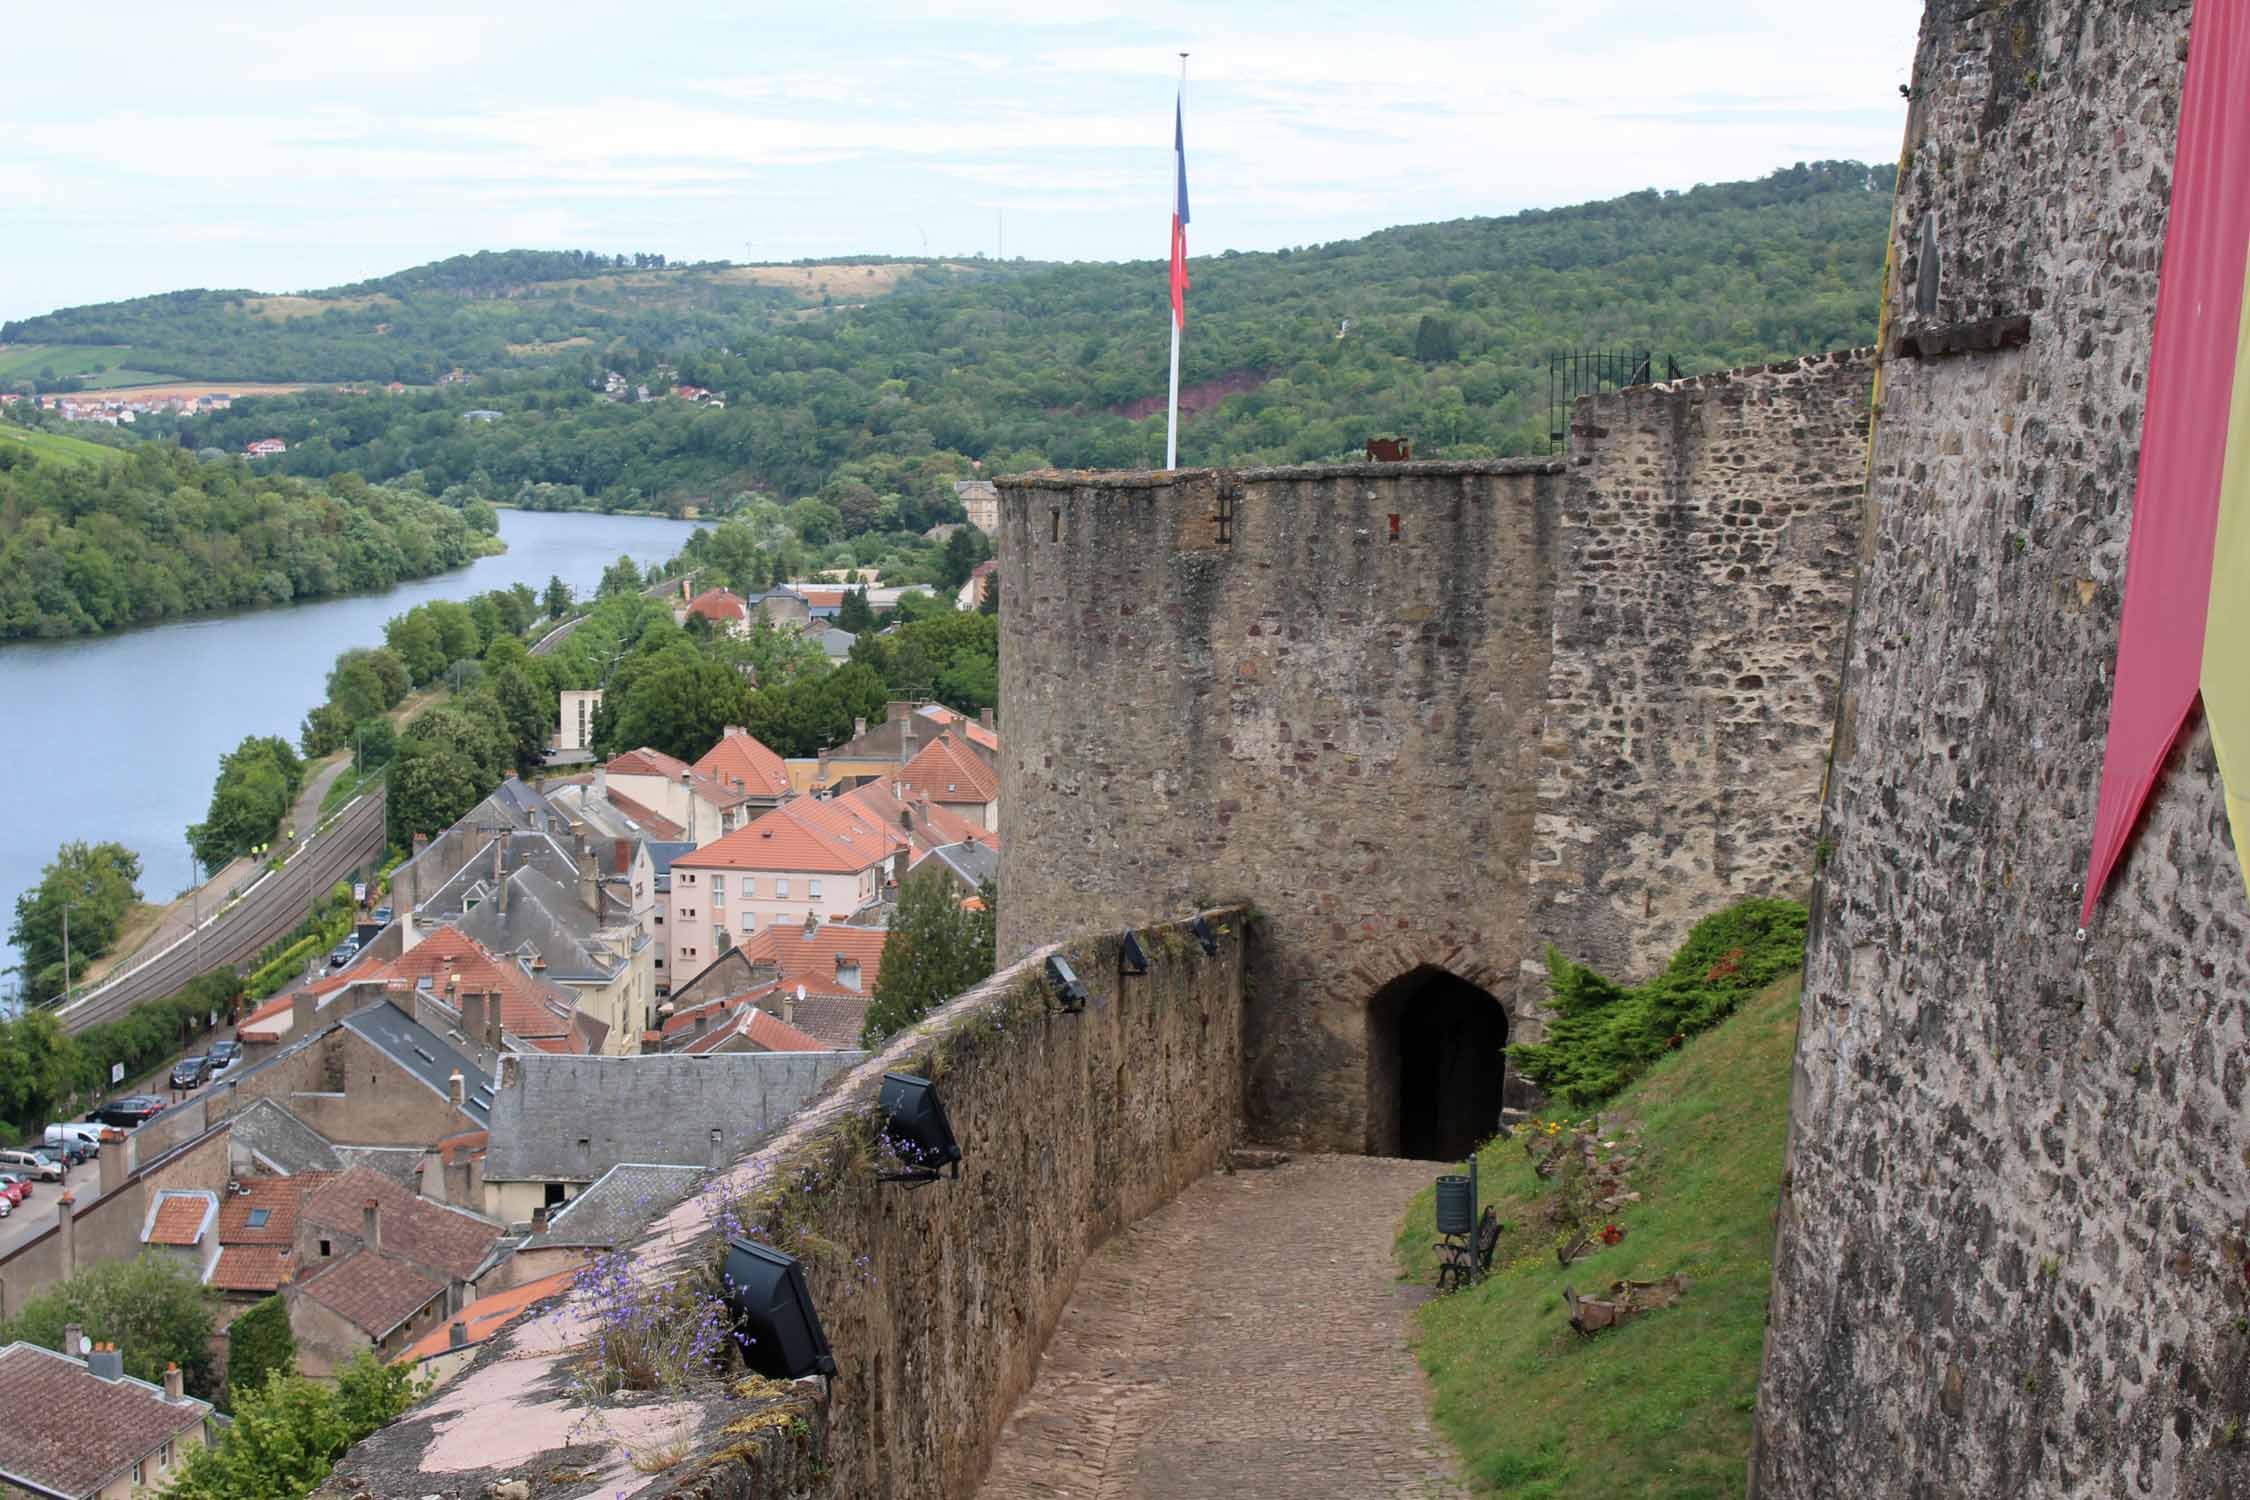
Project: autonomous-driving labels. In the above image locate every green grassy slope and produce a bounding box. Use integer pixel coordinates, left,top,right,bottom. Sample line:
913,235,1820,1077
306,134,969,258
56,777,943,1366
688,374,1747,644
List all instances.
0,419,129,467
1396,974,1803,1498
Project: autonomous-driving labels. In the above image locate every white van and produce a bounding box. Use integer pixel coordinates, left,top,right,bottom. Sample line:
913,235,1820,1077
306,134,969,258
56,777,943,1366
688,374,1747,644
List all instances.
44,1122,106,1155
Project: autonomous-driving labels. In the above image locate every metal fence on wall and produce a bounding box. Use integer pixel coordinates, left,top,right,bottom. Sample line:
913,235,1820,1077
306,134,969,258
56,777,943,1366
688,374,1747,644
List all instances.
1548,351,1682,451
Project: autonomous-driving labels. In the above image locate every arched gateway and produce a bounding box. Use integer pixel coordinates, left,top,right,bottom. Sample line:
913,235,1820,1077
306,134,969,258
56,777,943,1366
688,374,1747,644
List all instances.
1364,964,1508,1160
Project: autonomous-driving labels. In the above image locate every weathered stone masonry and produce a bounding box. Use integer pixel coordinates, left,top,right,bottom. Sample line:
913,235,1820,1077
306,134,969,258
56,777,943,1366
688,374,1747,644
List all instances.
999,387,1871,1152
1753,2,2250,1495
1532,350,1874,990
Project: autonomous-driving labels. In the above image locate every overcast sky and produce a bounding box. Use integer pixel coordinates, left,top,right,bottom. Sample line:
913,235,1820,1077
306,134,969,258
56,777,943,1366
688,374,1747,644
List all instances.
2,0,1924,323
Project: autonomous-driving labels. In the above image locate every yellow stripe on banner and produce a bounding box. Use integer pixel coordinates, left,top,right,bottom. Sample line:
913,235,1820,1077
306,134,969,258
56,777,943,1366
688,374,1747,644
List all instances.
2204,253,2250,905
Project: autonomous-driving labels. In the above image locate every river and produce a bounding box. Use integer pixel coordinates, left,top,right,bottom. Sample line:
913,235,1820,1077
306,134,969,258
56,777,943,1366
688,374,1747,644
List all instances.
0,508,702,991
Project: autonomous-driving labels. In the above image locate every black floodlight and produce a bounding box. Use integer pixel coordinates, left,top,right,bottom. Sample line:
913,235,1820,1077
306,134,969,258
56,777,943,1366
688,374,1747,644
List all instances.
1045,954,1088,1013
877,1071,961,1186
1190,915,1220,957
1118,929,1151,977
723,1237,838,1381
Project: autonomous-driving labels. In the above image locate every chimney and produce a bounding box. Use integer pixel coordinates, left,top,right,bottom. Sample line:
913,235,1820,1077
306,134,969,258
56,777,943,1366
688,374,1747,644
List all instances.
531,1204,549,1231
363,1197,381,1251
579,856,600,917
483,992,504,1050
62,1321,83,1361
595,765,608,800
852,717,867,741
449,1321,469,1349
803,911,819,936
782,986,798,1026
164,1363,183,1401
901,715,917,758
448,1070,465,1109
291,989,312,1037
613,838,631,877
88,1344,124,1382
493,833,510,914
447,1278,469,1316
724,724,744,739
499,1054,520,1090
412,831,430,857
461,991,487,1047
980,707,994,731
707,1126,726,1170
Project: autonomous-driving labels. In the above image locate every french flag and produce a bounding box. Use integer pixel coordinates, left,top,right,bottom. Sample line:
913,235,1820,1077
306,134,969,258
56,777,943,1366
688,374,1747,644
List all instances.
1170,93,1190,328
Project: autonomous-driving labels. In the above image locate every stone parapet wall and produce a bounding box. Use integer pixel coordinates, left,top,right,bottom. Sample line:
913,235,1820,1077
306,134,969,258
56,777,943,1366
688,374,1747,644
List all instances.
1751,2,2250,1495
996,462,1559,1151
317,909,1245,1500
1530,350,1872,991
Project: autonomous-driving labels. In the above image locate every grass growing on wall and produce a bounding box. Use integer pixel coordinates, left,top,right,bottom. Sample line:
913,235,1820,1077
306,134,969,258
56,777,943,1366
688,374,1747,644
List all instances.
1396,973,1803,1499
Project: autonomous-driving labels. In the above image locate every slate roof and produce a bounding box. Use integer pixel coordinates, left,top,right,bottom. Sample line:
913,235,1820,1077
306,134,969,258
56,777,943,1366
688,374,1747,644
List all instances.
341,1000,499,1125
646,840,695,892
300,1166,503,1283
675,796,905,876
676,1006,827,1056
784,993,873,1050
520,1163,705,1250
893,731,999,804
0,1342,212,1500
925,839,1000,890
447,863,631,987
692,727,792,800
227,1098,345,1175
296,1251,444,1340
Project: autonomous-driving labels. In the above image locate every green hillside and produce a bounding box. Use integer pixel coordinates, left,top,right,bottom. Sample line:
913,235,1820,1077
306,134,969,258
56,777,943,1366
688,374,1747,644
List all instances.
1396,972,1804,1498
0,418,130,468
7,161,1893,514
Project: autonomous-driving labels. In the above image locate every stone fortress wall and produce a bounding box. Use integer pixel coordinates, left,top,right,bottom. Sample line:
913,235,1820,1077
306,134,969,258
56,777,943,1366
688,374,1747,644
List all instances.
997,352,1873,1152
1751,1,2250,1494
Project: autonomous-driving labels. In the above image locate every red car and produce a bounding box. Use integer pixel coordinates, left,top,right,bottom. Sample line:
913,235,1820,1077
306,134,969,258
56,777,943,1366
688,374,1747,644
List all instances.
0,1174,31,1208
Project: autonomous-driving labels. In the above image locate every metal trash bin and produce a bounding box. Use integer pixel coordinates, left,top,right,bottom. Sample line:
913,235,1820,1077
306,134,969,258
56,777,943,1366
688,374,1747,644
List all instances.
1436,1174,1475,1238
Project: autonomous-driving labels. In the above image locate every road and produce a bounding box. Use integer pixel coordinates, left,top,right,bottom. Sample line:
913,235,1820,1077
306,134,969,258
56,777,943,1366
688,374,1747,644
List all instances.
0,1156,89,1262
53,786,387,1034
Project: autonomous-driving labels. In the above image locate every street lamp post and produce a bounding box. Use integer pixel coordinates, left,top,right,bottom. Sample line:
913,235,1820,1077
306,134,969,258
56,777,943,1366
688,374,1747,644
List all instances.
59,899,73,1009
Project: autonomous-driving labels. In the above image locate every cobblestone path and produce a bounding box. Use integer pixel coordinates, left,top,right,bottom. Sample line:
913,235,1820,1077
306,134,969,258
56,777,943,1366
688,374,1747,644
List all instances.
976,1154,1470,1500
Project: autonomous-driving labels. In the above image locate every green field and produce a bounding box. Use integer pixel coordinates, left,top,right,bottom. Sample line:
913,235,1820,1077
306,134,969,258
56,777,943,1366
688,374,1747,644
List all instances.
0,343,136,379
0,419,129,467
1396,973,1804,1498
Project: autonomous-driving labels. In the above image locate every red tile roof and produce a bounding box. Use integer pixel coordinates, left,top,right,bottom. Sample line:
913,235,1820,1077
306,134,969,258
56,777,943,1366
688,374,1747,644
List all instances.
682,588,749,624
218,1174,329,1248
210,1245,294,1293
146,1194,211,1246
693,727,792,800
739,922,888,1001
893,732,999,805
300,1167,502,1283
610,747,756,809
676,796,906,876
798,588,846,608
678,1005,829,1055
916,703,1000,753
608,747,691,779
0,1344,210,1498
297,1250,444,1339
377,928,586,1048
835,781,993,859
396,1270,577,1366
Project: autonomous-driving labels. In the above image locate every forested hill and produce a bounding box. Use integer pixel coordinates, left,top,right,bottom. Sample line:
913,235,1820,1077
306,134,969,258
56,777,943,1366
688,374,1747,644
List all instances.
11,160,1893,509
0,429,498,637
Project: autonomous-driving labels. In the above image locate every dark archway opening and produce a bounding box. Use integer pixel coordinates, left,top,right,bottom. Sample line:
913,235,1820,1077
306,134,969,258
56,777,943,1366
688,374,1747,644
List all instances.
1366,966,1507,1160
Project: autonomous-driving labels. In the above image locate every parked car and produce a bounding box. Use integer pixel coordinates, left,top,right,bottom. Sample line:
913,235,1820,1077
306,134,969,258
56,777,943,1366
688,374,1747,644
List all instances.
170,1056,213,1090
42,1136,90,1168
44,1122,104,1157
206,1039,243,1072
372,905,393,925
327,937,360,969
0,1174,31,1207
0,1148,62,1183
88,1096,166,1128
0,1191,11,1217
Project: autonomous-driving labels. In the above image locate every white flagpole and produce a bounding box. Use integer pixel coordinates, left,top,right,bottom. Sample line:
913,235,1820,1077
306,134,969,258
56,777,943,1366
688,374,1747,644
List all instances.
1166,53,1186,471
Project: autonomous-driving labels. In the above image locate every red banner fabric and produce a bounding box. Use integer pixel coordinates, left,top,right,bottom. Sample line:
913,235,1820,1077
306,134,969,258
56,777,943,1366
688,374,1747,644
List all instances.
2081,0,2250,928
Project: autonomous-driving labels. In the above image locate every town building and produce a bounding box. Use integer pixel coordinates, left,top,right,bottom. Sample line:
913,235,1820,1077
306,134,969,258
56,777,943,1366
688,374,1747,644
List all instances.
673,587,751,637
665,798,906,968
889,731,1001,831
557,689,602,756
664,919,889,1051
784,700,998,796
604,747,764,844
0,1339,214,1500
955,477,1000,534
285,1167,503,1376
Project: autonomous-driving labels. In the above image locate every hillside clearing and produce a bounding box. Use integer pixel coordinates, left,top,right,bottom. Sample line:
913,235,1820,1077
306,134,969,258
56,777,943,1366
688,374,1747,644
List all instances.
0,343,137,379
0,420,128,466
1396,973,1803,1498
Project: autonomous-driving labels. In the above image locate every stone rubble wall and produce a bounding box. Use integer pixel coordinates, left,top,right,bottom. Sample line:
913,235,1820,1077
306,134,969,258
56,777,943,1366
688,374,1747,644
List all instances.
1751,2,2250,1495
315,910,1245,1500
1531,350,1873,992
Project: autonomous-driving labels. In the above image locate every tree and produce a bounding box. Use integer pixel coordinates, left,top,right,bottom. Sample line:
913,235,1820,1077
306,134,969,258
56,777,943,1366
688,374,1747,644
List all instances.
383,610,446,686
0,1009,78,1138
862,869,996,1047
941,526,986,591
166,1351,419,1500
353,715,398,771
837,587,876,634
543,574,573,620
598,555,642,598
385,744,485,847
1414,314,1460,364
977,577,999,617
223,1295,296,1404
9,841,144,1003
0,1255,220,1398
600,645,753,760
189,737,303,869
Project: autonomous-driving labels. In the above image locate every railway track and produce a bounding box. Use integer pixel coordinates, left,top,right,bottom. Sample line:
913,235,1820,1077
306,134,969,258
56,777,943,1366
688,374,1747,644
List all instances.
54,786,389,1034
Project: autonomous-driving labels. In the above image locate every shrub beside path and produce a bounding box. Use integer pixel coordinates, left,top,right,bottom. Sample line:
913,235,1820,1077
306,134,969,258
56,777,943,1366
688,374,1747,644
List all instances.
976,1154,1469,1500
